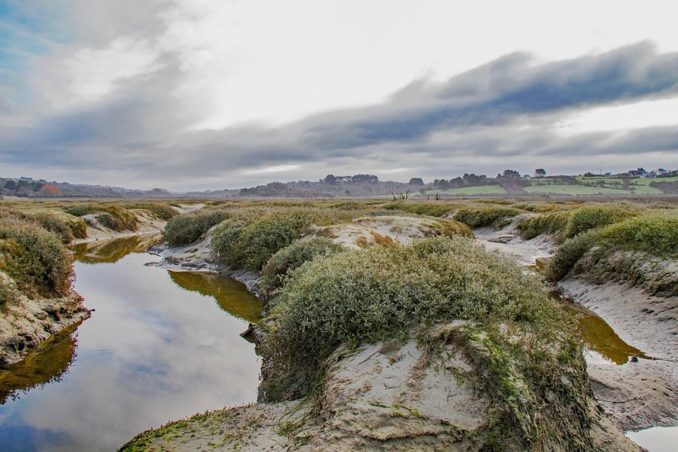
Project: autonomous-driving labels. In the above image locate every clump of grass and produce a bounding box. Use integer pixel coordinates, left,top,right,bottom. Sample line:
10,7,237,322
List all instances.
66,203,138,232
210,217,253,267
126,202,179,221
382,202,454,217
547,215,678,282
259,237,343,298
454,207,520,228
518,211,571,240
163,211,230,246
0,218,73,299
234,211,316,271
561,205,638,239
261,236,568,401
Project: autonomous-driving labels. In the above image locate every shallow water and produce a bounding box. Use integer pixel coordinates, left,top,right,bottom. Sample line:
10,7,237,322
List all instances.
0,236,263,451
558,298,649,365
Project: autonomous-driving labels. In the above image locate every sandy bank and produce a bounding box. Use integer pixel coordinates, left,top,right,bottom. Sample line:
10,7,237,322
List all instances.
0,272,89,368
123,324,636,451
560,279,678,430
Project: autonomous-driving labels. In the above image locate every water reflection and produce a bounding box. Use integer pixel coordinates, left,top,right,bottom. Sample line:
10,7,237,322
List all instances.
71,234,162,264
560,301,649,365
169,271,264,323
0,239,263,451
0,325,79,405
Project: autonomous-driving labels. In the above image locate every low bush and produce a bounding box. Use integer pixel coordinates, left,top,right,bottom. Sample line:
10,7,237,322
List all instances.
259,237,343,297
126,202,179,221
66,204,138,232
547,215,677,281
561,205,637,239
236,211,316,270
454,207,520,228
262,237,569,401
382,202,454,217
163,211,230,246
0,218,73,298
518,211,571,240
210,217,251,267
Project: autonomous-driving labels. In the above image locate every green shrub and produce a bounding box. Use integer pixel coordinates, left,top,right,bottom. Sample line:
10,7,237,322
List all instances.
546,232,597,281
454,207,520,228
518,211,571,240
0,218,73,298
262,237,568,401
382,202,453,217
210,217,251,267
259,237,343,297
547,215,678,281
0,272,21,309
163,211,230,246
561,205,637,239
236,211,315,270
29,212,75,243
126,203,179,221
66,204,138,232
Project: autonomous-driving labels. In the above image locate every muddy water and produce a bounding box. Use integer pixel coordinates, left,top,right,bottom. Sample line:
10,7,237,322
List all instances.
559,301,650,365
0,236,263,451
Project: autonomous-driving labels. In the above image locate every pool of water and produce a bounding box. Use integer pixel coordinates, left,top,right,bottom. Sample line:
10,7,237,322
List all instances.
0,236,264,451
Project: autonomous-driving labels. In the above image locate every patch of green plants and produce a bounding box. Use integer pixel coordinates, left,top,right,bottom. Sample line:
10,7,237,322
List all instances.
547,215,678,282
163,210,230,246
66,203,138,232
234,210,316,270
126,202,179,221
259,237,344,298
260,236,568,402
382,202,454,217
560,205,638,239
454,207,520,228
517,211,571,241
0,217,73,299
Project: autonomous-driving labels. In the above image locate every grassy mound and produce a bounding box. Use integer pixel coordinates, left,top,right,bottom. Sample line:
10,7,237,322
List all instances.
259,236,593,448
66,204,138,232
382,202,454,217
24,211,87,244
0,218,73,300
454,207,520,228
547,215,678,285
163,211,229,246
126,202,179,221
261,237,571,396
518,205,638,242
259,237,343,298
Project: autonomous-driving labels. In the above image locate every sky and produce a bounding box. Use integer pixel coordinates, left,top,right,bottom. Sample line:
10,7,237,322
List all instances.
0,0,677,191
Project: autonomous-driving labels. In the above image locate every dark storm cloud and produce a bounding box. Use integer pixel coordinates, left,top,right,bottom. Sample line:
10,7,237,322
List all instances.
1,42,677,188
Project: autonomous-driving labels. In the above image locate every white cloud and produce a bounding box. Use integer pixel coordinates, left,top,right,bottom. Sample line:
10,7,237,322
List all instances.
243,164,301,175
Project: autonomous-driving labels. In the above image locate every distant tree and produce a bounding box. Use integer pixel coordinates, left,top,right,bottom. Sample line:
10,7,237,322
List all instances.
502,169,521,178
323,174,337,185
352,174,379,184
534,168,546,177
434,179,450,189
408,177,424,186
4,180,17,191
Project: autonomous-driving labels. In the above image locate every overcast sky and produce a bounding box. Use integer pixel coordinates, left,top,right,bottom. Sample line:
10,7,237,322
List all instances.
1,0,677,190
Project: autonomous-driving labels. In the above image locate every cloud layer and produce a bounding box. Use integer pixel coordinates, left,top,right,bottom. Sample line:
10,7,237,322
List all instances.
1,1,677,189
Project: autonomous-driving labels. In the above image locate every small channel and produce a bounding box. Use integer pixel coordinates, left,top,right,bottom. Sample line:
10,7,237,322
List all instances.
0,235,264,451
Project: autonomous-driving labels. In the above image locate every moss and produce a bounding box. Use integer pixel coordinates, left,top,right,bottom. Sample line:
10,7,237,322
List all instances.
454,207,520,229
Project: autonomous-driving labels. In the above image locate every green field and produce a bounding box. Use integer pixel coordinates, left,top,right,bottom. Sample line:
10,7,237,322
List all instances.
417,185,506,196
524,184,631,195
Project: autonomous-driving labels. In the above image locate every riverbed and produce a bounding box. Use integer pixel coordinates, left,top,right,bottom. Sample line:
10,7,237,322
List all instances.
0,236,263,451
